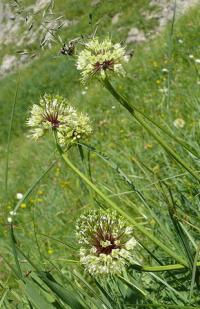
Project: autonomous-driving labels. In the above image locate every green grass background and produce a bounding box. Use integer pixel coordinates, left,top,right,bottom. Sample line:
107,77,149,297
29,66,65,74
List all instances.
1,0,200,307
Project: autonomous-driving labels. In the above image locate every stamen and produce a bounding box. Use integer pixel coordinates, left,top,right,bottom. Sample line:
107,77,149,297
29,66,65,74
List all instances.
93,59,115,74
43,111,60,128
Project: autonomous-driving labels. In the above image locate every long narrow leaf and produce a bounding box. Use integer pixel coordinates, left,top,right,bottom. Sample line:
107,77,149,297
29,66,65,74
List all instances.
57,148,187,266
23,278,54,309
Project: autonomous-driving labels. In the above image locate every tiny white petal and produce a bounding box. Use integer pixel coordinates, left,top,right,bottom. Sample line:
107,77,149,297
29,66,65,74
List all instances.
16,193,23,200
7,217,12,223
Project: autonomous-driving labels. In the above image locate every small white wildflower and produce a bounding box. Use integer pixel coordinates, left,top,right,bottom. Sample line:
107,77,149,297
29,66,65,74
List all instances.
77,37,128,83
9,211,16,216
173,118,185,129
27,94,76,140
7,217,12,223
16,193,23,200
76,210,137,276
189,54,194,59
81,91,87,95
112,105,116,109
162,68,168,73
195,59,200,64
178,39,183,44
159,87,168,94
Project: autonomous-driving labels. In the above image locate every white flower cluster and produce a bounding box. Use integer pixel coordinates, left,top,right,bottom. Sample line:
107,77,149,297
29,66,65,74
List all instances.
76,210,137,275
57,112,92,147
77,37,129,83
7,210,17,223
27,94,92,146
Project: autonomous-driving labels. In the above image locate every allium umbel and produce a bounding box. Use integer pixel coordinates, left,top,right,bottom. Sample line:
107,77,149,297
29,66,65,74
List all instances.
27,94,92,145
76,210,137,275
77,37,129,83
58,112,92,147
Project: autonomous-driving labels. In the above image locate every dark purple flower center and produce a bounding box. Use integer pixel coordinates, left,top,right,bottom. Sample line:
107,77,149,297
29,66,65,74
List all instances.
92,230,122,255
43,111,60,128
93,59,114,74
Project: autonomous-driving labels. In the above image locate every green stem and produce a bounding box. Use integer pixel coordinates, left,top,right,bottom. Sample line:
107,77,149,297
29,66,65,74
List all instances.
103,78,200,182
5,72,20,195
54,138,187,266
77,144,95,205
134,261,200,272
117,275,147,297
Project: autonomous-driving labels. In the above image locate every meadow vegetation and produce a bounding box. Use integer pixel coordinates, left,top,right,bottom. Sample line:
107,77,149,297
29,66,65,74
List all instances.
0,0,200,308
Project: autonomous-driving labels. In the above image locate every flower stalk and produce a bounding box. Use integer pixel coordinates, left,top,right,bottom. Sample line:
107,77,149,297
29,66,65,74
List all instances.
53,131,187,267
103,78,200,182
133,261,200,272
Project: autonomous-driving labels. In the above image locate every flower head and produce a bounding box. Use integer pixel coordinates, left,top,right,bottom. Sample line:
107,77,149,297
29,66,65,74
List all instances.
76,210,137,275
27,94,75,140
77,37,129,83
27,94,92,145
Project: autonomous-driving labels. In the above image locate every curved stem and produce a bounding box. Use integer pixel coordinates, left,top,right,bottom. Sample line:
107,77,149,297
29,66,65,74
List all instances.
54,136,187,266
103,78,200,182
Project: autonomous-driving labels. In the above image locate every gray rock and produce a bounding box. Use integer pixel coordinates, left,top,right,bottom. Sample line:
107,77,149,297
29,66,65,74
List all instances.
149,0,199,33
0,1,77,77
127,0,199,43
126,27,146,43
0,55,17,75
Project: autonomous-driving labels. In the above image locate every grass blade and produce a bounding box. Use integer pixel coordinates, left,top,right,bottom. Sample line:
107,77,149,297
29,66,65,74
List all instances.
15,247,83,309
103,78,200,182
9,224,23,279
13,160,56,214
189,247,200,301
56,143,187,266
5,72,20,195
23,278,54,309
